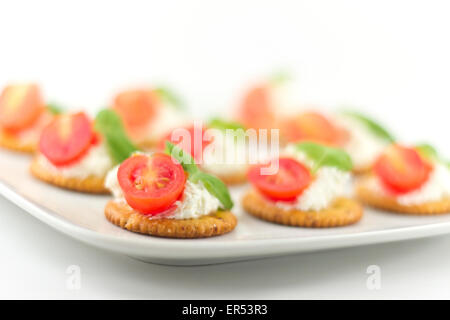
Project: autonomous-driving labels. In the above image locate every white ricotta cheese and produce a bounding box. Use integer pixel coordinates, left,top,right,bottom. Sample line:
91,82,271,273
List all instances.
37,143,113,179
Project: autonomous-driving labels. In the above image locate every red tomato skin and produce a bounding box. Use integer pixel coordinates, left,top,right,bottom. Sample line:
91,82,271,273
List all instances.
113,89,159,137
281,111,347,146
237,85,277,131
39,112,94,166
118,154,187,215
248,157,312,201
374,145,433,194
0,84,45,132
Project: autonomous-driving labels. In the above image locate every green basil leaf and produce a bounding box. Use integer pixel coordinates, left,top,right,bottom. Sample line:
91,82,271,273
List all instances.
295,141,353,172
94,109,139,164
415,143,438,160
154,86,184,110
268,70,291,86
47,103,64,115
208,118,245,131
190,172,234,210
164,141,233,210
341,110,395,142
164,141,199,175
415,143,450,169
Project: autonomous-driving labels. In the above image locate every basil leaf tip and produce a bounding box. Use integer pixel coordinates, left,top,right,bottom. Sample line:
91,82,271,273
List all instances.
154,86,184,110
47,103,64,115
208,118,245,131
164,141,198,175
341,110,395,142
295,141,353,172
190,171,234,210
94,109,139,164
269,70,292,86
415,143,450,169
415,143,438,160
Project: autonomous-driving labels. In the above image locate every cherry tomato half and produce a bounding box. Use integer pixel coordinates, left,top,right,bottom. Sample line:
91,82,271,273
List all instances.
113,89,159,132
0,84,45,131
39,112,94,166
237,85,277,130
281,111,348,146
118,153,186,215
374,145,432,194
248,157,312,201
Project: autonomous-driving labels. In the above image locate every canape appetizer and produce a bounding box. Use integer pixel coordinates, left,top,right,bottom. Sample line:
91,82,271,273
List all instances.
335,110,395,174
30,109,137,193
104,142,237,238
112,87,188,149
0,84,54,152
160,119,249,185
242,142,363,227
356,144,450,214
279,109,394,174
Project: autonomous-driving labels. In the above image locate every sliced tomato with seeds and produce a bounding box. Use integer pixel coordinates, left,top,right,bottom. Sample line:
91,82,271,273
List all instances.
118,153,186,215
0,84,45,131
248,157,312,201
374,145,432,194
113,89,159,134
281,111,347,146
237,85,277,130
159,125,213,162
39,112,94,166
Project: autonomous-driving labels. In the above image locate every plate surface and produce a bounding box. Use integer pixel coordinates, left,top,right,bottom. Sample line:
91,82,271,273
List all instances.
2,150,450,265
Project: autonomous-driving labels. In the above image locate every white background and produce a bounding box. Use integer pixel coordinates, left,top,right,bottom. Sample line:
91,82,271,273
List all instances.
1,0,450,299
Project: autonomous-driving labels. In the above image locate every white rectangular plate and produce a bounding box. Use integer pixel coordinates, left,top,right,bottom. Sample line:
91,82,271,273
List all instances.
2,150,450,265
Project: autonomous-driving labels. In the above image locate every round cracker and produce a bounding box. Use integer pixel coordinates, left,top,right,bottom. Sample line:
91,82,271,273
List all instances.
136,138,158,151
105,200,237,238
242,189,363,228
0,132,36,153
356,176,450,215
352,165,372,175
30,156,108,194
209,170,247,185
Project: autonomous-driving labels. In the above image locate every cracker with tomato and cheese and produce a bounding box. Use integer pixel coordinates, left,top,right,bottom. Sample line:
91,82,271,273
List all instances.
235,72,336,139
112,87,189,150
160,119,249,185
30,110,138,193
235,73,347,146
356,144,450,215
278,109,394,175
242,142,363,228
104,143,237,238
0,84,55,153
235,75,350,147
